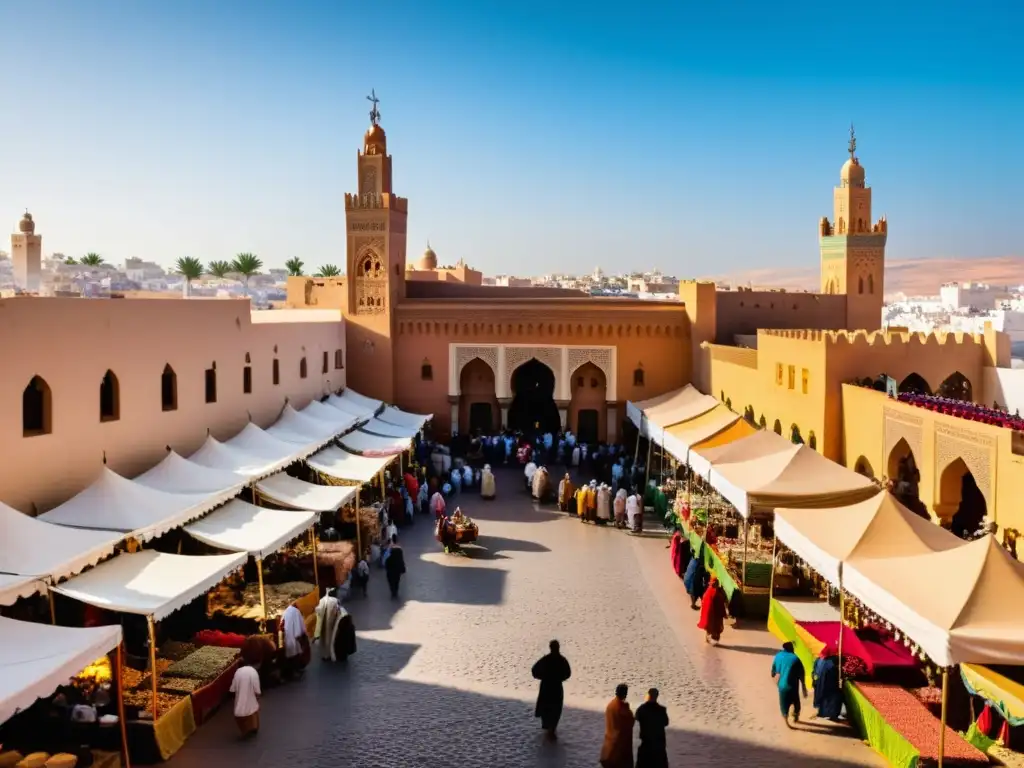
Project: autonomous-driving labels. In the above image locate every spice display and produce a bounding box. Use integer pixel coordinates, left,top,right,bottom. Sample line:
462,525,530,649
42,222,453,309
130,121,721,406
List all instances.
158,677,207,695
316,541,356,585
165,646,239,680
123,690,185,717
158,640,197,662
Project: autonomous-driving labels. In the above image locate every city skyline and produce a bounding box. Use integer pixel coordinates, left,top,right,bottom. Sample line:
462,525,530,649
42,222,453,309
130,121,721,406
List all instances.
1,0,1021,275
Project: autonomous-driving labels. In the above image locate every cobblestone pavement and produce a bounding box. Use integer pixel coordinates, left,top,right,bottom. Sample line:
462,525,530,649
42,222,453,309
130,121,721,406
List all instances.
171,468,880,767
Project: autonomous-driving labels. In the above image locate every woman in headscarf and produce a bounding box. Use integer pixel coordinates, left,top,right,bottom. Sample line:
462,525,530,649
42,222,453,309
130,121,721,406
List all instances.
614,488,627,528
596,484,612,525
430,489,446,520
669,530,691,579
697,574,729,645
812,645,843,720
280,604,310,678
558,473,576,513
625,491,641,530
480,464,496,500
683,543,709,610
575,484,588,522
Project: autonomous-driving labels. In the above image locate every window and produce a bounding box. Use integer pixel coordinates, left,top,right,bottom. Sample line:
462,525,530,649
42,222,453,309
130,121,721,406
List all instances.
334,349,344,369
868,274,874,294
299,357,308,379
858,276,864,294
23,375,51,436
801,368,809,395
100,370,120,422
272,359,280,385
322,351,329,374
421,362,433,381
787,365,796,390
205,364,217,403
243,365,252,394
161,364,177,411
576,376,584,388
775,364,783,386
633,368,645,386
808,432,818,451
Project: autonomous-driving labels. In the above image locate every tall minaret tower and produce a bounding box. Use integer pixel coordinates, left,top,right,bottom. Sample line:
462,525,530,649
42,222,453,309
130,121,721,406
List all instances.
11,211,42,293
819,126,887,331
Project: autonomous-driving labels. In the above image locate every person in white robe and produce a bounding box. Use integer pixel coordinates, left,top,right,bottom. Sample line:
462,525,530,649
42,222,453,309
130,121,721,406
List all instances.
626,492,641,530
314,590,342,661
596,484,612,524
532,466,548,499
524,461,538,491
280,604,308,676
571,445,580,467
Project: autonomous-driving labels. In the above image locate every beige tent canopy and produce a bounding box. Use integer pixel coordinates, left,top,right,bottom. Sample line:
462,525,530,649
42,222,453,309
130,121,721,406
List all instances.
627,385,717,437
709,432,876,516
844,535,1024,667
774,492,963,585
660,404,742,461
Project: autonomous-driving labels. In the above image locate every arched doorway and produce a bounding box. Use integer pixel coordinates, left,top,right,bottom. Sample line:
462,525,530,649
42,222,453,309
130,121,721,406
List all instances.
887,438,929,520
569,362,606,444
509,358,560,435
898,373,931,395
790,425,804,444
940,458,988,537
459,358,498,435
854,456,874,478
937,371,972,402
772,419,782,435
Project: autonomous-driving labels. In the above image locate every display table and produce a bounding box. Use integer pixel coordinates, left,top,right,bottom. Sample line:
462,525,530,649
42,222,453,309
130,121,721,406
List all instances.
126,695,196,763
678,518,769,617
767,598,819,688
190,658,242,726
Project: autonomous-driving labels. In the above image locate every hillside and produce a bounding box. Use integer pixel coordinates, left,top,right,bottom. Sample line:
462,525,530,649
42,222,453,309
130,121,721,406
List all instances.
701,255,1023,298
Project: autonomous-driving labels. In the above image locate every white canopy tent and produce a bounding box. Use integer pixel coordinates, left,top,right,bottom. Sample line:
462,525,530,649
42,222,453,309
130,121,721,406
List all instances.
626,389,679,431
336,388,382,417
189,436,284,479
183,500,317,558
300,400,360,434
659,404,741,458
256,473,357,511
134,450,247,500
0,502,123,604
688,428,789,479
627,385,718,437
307,446,394,485
338,430,410,457
227,422,310,464
324,394,371,422
52,550,246,622
265,404,335,446
361,418,420,439
37,468,216,542
0,617,122,725
377,405,432,430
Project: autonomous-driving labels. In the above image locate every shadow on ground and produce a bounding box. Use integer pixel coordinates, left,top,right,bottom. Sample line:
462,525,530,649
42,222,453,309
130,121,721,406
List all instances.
169,637,871,768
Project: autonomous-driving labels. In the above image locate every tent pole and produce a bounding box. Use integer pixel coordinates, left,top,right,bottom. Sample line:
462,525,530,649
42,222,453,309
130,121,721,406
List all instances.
310,528,320,592
644,438,652,493
837,588,845,688
146,616,159,720
769,535,777,602
633,417,642,467
116,641,132,768
355,488,362,559
256,556,268,632
48,589,56,625
741,517,749,595
938,668,949,768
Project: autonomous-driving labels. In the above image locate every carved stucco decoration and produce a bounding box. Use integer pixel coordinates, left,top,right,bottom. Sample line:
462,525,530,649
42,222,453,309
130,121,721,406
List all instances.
505,346,563,395
883,407,923,473
934,423,996,509
455,345,499,384
567,347,613,383
355,241,386,315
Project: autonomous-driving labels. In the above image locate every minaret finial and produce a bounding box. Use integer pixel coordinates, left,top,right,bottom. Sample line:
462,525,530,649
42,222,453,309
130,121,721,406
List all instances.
367,89,381,126
848,123,857,160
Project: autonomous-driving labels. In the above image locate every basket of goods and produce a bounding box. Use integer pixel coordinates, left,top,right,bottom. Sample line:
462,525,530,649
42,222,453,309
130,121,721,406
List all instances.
454,515,479,543
773,551,800,591
165,646,240,680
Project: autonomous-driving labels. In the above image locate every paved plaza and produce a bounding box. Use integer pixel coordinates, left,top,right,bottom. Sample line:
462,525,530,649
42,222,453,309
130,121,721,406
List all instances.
171,468,881,767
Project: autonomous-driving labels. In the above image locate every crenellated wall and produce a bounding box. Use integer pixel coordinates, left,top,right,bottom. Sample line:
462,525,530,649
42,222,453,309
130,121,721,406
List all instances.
713,290,847,343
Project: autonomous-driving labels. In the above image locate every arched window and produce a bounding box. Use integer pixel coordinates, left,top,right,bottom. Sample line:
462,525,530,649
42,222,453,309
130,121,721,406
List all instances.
858,276,864,294
243,362,253,394
299,357,308,379
633,368,645,386
23,376,51,436
868,274,875,294
161,364,177,411
758,415,767,430
773,419,782,435
790,424,803,444
808,432,817,450
334,349,344,369
205,363,217,403
272,359,280,386
322,351,329,374
100,370,120,422
421,361,433,381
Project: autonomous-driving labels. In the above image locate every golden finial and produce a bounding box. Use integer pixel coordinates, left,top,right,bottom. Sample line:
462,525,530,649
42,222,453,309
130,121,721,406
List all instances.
848,123,857,160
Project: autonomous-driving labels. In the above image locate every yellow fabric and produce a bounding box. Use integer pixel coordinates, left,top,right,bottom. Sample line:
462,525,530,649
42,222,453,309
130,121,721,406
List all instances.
153,694,196,762
962,664,1024,721
15,755,48,768
88,752,120,768
691,418,756,452
665,405,739,446
294,588,318,618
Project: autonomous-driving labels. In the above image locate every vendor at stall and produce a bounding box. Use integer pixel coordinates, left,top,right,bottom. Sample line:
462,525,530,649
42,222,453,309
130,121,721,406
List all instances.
280,604,310,679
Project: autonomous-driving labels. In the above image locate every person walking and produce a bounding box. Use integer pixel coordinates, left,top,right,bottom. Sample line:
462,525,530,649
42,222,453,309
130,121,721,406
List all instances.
771,641,808,727
600,683,635,768
634,688,669,768
697,574,729,645
531,639,572,740
229,662,261,738
683,543,708,610
384,534,406,598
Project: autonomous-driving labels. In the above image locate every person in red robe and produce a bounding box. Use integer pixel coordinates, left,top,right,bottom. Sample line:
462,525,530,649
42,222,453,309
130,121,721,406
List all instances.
404,471,419,499
600,683,635,768
697,575,729,645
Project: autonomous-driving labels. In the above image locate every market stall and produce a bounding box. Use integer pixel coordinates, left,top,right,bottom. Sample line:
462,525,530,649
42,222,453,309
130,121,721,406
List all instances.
255,473,357,512
133,451,247,499
324,393,373,423
0,617,126,768
334,388,383,418
36,469,219,542
360,418,421,440
265,404,340,449
627,384,715,437
188,436,284,479
298,400,361,436
227,423,312,464
338,429,410,457
0,573,43,607
377,404,432,430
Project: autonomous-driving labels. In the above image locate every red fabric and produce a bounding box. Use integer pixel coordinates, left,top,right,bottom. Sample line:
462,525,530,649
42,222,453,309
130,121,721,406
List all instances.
404,473,419,498
193,629,246,648
977,704,993,736
697,584,727,637
999,718,1010,744
670,532,683,577
799,621,918,674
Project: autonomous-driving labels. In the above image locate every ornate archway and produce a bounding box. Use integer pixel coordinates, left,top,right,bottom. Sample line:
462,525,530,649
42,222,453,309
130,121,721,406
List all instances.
459,357,498,435
937,371,972,402
508,358,560,435
898,373,931,395
940,458,988,536
569,362,607,443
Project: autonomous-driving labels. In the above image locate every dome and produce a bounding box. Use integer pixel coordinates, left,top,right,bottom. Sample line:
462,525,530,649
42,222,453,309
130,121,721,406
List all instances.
19,212,34,234
416,244,437,270
841,157,865,185
364,123,387,154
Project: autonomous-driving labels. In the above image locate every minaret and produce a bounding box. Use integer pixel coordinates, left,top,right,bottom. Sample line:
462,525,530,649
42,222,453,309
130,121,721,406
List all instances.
11,211,42,293
819,126,887,330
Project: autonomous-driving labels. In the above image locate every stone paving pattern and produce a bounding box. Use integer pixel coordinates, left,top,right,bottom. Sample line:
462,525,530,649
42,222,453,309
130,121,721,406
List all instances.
171,468,881,767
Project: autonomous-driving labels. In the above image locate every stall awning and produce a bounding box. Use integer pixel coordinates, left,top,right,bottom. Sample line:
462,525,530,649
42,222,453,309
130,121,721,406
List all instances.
37,468,216,542
227,423,308,464
183,500,316,558
708,432,876,516
660,404,740,458
627,385,717,436
336,388,383,417
307,446,393,485
0,617,122,725
188,436,285,479
338,429,410,457
0,502,123,603
265,404,336,447
378,405,432,430
324,394,371,422
361,418,420,439
843,535,1024,667
688,420,767,477
134,450,247,500
774,492,963,586
52,550,246,621
647,393,721,435
256,473,357,511
300,400,361,435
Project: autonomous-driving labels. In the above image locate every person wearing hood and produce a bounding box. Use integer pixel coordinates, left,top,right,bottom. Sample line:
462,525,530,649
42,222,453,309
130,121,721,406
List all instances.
697,574,729,645
625,491,641,530
614,488,628,528
596,483,612,525
524,460,538,491
812,645,843,721
683,543,709,610
314,589,342,662
481,464,496,500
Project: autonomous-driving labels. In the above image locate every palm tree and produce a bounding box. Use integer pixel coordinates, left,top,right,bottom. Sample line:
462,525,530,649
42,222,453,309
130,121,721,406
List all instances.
231,252,263,294
284,257,304,276
175,256,204,297
80,253,104,267
316,264,342,277
63,256,77,265
207,260,232,278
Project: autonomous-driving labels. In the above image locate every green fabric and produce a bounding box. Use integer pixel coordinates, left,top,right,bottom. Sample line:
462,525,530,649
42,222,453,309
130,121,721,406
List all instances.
654,490,668,518
844,681,921,768
962,722,997,753
768,599,815,688
679,518,739,600
644,485,657,506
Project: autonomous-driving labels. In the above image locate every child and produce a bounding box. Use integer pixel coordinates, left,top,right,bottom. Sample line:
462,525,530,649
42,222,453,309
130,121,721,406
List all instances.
229,662,261,737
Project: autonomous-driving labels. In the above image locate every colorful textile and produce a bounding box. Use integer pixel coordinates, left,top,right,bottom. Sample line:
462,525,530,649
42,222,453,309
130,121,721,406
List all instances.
152,694,196,761
698,582,728,640
961,664,1024,726
844,681,920,768
766,599,816,688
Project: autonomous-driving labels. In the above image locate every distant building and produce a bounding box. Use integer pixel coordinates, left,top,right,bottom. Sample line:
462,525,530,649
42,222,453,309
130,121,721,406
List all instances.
10,212,42,293
940,281,1013,311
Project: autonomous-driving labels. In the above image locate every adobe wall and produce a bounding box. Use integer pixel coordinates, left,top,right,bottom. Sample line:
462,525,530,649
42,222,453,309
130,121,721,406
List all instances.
404,282,586,300
0,298,345,512
714,290,848,343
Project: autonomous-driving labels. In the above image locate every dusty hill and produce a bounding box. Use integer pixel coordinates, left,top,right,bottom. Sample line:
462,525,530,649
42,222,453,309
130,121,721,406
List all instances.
702,256,1023,297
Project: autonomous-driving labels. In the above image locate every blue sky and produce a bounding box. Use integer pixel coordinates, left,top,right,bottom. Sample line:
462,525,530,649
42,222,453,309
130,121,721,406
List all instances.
1,1,1021,277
